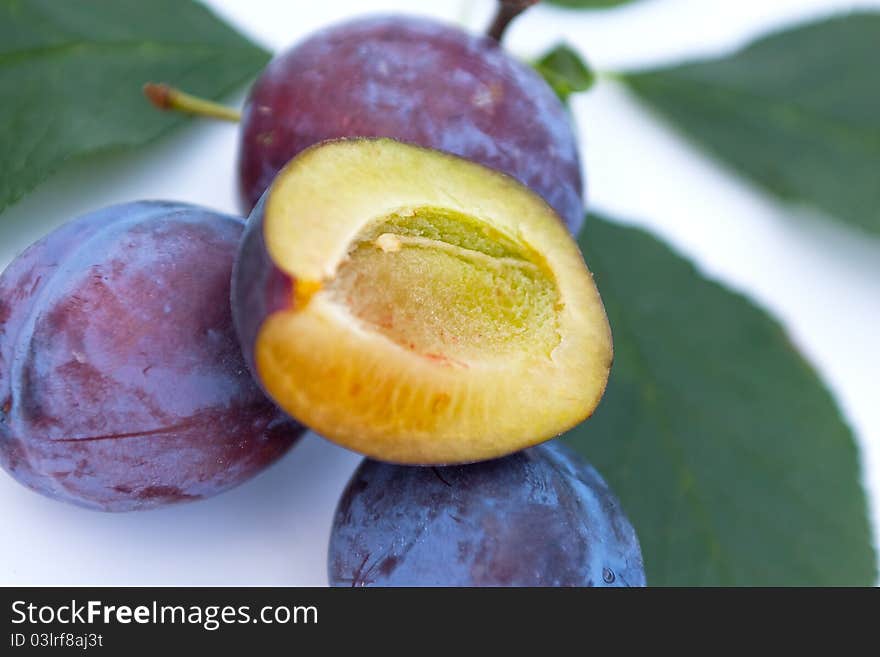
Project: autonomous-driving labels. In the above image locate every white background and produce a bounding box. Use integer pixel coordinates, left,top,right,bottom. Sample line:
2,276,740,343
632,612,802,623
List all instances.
1,0,878,585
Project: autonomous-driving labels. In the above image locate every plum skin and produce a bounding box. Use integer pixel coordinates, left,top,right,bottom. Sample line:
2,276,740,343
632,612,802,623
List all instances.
0,201,302,511
328,441,645,586
238,15,584,234
231,193,289,382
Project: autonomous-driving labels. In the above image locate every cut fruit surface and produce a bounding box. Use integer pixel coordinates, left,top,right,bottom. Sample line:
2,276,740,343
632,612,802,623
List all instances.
327,207,561,364
232,138,612,464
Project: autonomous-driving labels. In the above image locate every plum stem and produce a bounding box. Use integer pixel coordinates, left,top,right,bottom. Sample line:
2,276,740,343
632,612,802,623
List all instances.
143,83,242,122
487,0,540,42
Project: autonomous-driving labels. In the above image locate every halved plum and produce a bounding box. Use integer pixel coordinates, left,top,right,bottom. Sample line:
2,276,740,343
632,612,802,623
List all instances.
233,139,611,464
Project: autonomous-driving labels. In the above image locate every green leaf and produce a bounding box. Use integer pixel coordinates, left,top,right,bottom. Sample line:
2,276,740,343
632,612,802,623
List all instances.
621,13,880,235
0,0,270,216
544,0,637,9
566,215,876,585
533,44,595,102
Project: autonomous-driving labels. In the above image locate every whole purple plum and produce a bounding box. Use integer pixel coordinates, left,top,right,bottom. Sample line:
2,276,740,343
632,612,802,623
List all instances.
329,441,645,586
238,15,585,233
0,202,302,511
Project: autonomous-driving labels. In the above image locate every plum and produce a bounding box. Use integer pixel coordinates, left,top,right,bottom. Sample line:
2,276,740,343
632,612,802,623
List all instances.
0,201,302,511
237,13,585,233
232,139,612,465
328,441,645,586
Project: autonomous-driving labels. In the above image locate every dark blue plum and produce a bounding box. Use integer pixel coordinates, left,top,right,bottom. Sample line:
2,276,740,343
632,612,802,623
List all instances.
238,15,585,234
0,201,302,511
329,441,645,586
